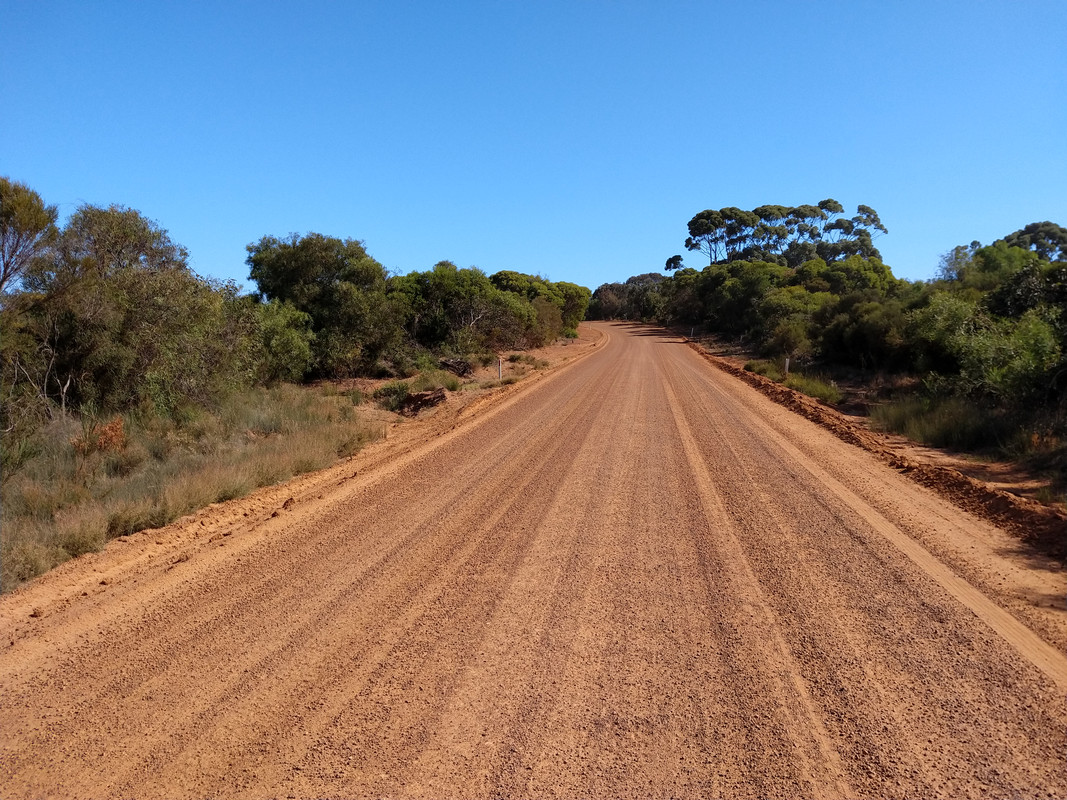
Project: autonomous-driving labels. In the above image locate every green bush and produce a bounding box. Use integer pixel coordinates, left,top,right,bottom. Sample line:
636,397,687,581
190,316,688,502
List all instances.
373,380,411,412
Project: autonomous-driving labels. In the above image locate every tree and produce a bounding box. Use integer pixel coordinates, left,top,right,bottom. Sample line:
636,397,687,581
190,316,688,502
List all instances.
719,207,760,261
392,262,543,352
554,281,592,330
685,209,726,265
587,284,624,320
257,299,316,383
817,198,845,223
33,204,188,290
681,201,886,269
10,205,254,415
246,233,397,376
937,241,981,282
999,221,1067,262
0,177,58,294
787,205,827,243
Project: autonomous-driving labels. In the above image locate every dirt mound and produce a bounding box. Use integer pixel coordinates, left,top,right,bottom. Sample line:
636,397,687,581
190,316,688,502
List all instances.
688,342,1067,561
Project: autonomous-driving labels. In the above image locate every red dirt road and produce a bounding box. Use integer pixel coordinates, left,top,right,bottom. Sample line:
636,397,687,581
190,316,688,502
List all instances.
2,322,1065,799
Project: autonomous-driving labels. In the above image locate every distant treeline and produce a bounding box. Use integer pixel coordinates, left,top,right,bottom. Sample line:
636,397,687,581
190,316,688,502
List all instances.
0,177,590,446
591,204,1067,454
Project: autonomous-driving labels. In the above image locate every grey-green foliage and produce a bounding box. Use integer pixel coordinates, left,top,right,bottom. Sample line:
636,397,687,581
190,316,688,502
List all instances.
4,203,260,422
389,262,538,353
596,211,1067,421
999,221,1067,262
488,271,591,335
0,177,58,294
909,294,1061,400
682,200,887,268
257,299,316,384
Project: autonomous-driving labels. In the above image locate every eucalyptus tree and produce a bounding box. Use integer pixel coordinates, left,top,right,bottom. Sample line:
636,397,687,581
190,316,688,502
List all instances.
999,221,1067,262
684,209,727,265
0,177,58,294
247,233,398,376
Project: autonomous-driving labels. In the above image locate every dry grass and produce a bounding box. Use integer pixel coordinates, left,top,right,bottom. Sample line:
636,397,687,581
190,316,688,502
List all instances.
1,384,384,592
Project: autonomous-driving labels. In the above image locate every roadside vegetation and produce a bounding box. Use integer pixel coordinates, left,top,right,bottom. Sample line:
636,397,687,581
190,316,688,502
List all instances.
0,177,591,590
590,202,1067,501
1,385,382,589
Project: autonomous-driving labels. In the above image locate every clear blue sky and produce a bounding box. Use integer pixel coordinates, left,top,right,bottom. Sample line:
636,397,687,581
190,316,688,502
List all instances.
4,0,1065,289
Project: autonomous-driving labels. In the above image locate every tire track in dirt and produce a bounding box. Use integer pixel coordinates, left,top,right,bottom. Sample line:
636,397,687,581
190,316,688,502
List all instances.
1,337,624,798
659,334,1066,797
1,322,1065,799
668,341,1067,693
660,368,854,799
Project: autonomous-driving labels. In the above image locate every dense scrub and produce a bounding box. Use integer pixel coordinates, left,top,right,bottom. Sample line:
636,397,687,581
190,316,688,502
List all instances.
0,178,591,589
591,205,1067,486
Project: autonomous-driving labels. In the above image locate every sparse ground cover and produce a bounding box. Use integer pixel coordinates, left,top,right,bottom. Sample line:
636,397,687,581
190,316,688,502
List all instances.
1,334,596,593
1,384,385,592
743,359,844,405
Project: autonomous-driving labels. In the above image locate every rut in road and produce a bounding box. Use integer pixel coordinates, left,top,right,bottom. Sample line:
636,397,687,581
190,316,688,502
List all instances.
1,322,1065,799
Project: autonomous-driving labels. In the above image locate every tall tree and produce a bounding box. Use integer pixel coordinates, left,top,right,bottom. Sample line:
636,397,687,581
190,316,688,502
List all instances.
719,207,760,261
999,221,1067,262
11,205,251,415
685,209,727,265
0,177,58,294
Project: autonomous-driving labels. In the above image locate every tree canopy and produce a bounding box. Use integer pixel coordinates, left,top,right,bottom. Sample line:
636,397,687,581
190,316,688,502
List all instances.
596,210,1066,415
998,221,1067,262
2,179,594,457
246,233,396,376
681,200,887,268
0,177,59,294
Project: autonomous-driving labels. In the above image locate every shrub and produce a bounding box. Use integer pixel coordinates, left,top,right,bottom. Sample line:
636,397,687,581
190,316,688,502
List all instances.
1,384,384,592
411,370,460,393
373,380,410,412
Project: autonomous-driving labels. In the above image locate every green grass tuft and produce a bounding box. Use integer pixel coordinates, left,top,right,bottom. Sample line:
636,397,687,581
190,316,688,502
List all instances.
784,374,843,405
744,360,784,381
869,396,1013,451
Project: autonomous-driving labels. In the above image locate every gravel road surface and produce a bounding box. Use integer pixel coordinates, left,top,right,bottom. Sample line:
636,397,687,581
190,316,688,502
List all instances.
1,322,1065,799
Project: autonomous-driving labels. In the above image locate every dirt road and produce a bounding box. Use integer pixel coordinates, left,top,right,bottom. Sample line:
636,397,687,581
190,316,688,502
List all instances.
2,323,1065,799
